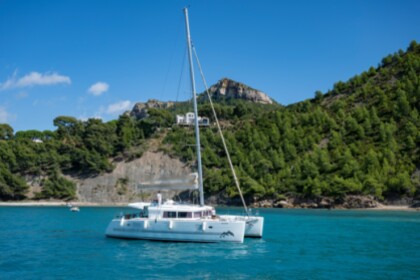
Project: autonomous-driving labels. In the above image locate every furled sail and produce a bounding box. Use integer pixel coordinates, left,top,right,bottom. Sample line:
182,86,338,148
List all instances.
136,173,198,190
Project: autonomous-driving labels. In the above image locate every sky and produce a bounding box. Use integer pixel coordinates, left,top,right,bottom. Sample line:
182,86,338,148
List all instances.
0,0,419,132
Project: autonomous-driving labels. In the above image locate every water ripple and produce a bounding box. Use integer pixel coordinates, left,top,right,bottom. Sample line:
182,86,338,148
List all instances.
0,207,419,279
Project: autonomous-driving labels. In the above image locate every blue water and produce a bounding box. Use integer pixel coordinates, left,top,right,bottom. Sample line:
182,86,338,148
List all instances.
0,207,419,279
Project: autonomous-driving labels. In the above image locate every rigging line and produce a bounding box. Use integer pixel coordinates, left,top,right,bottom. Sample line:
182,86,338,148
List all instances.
161,15,184,101
176,46,187,103
192,45,249,216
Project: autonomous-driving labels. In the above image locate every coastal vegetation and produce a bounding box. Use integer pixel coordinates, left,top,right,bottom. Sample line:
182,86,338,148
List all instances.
0,41,419,204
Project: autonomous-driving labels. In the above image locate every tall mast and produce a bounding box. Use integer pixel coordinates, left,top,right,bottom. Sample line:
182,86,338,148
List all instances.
184,7,204,206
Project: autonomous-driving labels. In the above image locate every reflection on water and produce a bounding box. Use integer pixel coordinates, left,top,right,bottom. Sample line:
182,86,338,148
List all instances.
101,231,270,280
111,237,267,266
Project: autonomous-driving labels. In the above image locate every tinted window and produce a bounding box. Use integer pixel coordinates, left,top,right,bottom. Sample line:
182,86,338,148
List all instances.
178,212,190,218
163,211,176,218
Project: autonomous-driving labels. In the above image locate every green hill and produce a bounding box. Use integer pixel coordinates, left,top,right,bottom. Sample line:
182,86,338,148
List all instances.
0,40,419,205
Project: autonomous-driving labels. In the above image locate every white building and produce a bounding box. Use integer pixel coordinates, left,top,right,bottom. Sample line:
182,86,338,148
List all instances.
31,138,43,143
176,112,209,126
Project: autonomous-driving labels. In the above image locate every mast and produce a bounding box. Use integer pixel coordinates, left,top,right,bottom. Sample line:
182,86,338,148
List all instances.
184,7,204,206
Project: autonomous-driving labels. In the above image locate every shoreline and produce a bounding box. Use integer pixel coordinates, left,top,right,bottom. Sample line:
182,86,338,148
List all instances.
0,201,128,207
0,201,418,211
367,204,418,211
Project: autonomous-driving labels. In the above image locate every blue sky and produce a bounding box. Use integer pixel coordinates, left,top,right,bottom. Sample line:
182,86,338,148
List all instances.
0,0,419,132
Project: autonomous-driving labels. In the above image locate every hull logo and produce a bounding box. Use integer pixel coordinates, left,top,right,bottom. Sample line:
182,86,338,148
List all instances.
220,231,234,238
246,219,258,229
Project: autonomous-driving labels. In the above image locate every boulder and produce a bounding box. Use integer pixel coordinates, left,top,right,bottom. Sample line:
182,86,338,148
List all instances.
410,200,420,208
257,200,273,208
300,202,318,208
319,197,334,209
273,200,293,208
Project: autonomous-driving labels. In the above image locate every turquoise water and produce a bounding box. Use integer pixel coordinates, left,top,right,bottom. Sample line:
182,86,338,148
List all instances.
0,207,419,279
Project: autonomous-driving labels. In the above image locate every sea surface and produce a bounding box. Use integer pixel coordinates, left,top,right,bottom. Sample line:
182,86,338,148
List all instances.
0,207,419,280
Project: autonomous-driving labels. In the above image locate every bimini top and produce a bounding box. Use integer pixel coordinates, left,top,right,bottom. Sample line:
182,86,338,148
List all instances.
129,200,213,211
128,202,151,210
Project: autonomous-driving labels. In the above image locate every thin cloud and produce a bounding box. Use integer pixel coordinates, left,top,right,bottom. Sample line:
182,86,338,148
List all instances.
0,106,11,123
15,91,28,99
78,115,103,122
88,82,109,96
0,71,71,91
106,100,133,115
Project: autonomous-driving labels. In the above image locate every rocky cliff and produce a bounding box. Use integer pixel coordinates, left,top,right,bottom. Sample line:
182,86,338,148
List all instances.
73,152,191,203
128,78,273,120
209,78,273,104
129,99,175,119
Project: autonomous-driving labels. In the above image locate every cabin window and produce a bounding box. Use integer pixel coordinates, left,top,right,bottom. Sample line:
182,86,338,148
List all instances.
194,212,202,218
178,212,191,218
163,211,176,218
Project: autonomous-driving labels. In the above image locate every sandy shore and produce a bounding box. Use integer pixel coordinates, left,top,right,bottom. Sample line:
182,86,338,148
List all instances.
368,204,418,211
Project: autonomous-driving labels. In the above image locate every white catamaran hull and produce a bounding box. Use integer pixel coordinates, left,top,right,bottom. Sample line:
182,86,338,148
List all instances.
220,215,264,238
106,218,245,243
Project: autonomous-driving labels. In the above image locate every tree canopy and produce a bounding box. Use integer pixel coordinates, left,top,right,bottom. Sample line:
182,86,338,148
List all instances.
0,41,419,202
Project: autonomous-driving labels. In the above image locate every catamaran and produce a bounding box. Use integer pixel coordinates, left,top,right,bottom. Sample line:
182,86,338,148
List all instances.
105,7,263,243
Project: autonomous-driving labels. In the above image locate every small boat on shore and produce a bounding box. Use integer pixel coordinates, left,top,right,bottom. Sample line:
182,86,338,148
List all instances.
70,206,80,212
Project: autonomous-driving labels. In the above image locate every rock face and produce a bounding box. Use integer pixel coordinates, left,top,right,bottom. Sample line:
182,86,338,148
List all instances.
341,195,379,209
130,99,174,119
209,78,273,104
411,200,420,208
128,79,274,120
249,195,384,209
73,151,192,203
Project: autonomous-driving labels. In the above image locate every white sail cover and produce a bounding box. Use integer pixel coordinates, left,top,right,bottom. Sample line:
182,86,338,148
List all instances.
136,173,198,190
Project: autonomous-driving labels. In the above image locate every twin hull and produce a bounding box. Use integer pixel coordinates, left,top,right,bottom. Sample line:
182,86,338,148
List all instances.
233,216,264,238
105,218,246,243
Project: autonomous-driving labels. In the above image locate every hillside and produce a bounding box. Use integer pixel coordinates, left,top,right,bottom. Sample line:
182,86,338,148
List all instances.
0,41,419,207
